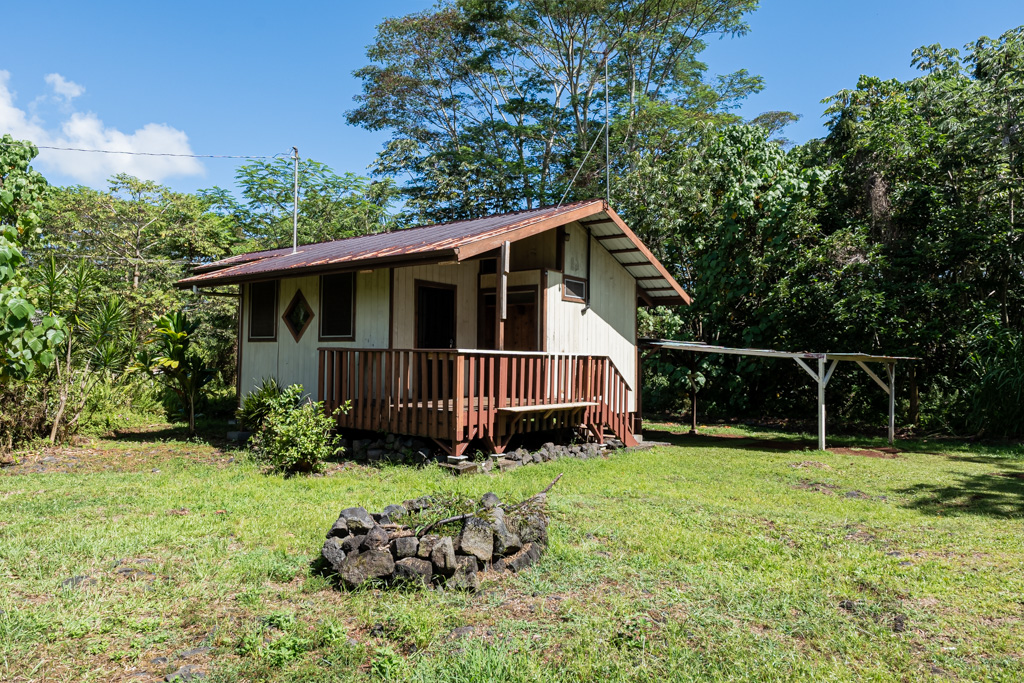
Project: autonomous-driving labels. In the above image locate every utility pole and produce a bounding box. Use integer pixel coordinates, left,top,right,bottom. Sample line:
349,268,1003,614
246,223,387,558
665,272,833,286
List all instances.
604,51,610,203
292,146,299,254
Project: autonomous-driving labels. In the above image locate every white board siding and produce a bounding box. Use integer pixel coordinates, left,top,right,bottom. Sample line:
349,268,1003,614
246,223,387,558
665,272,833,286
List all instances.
546,223,637,411
238,269,390,399
391,261,481,349
478,270,541,291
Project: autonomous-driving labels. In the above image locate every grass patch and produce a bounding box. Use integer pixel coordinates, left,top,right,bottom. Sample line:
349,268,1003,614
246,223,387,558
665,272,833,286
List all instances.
1,423,1022,680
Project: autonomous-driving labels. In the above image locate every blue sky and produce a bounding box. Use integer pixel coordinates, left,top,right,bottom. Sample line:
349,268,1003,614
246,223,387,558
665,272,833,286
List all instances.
1,1,1020,194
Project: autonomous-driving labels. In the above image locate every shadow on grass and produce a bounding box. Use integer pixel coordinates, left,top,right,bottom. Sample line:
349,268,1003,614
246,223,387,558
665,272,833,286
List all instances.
895,465,1024,518
642,428,816,453
103,418,232,448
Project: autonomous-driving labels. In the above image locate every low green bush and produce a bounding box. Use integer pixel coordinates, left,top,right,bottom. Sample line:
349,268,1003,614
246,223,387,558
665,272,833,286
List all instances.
237,377,289,432
246,383,346,474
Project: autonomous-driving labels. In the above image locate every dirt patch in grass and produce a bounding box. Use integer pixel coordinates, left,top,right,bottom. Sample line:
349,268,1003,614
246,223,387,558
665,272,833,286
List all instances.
790,461,831,470
792,479,840,495
1,440,236,476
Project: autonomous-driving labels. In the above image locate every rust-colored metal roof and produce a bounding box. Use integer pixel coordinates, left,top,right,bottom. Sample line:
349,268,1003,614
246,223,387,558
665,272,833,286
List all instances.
190,246,295,274
176,199,691,304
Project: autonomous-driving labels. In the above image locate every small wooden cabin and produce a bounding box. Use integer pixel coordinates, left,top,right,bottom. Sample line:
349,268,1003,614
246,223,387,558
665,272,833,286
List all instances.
178,199,690,455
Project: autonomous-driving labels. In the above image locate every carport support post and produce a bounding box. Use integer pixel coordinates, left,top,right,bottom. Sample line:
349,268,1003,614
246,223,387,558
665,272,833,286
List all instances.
818,357,826,451
887,363,896,445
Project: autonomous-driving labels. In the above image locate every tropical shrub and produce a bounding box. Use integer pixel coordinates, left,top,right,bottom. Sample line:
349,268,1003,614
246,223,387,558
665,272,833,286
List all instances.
133,312,214,437
965,328,1024,438
237,377,288,432
247,384,346,474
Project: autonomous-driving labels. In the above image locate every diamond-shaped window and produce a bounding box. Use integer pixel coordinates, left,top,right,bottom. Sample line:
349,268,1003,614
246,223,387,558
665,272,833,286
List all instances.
282,290,314,342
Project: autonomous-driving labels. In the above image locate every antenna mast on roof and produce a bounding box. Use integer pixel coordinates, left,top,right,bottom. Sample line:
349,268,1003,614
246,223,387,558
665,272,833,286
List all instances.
292,147,299,254
603,49,610,203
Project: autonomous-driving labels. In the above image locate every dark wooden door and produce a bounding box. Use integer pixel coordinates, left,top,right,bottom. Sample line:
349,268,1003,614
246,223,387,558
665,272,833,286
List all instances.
479,288,538,351
417,284,456,349
506,294,538,351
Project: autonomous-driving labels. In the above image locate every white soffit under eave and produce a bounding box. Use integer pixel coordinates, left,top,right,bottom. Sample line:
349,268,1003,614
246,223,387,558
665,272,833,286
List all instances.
581,214,678,295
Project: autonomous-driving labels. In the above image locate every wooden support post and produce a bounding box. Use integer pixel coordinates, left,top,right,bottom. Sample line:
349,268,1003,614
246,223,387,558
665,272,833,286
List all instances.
887,363,896,446
496,240,509,350
689,353,697,436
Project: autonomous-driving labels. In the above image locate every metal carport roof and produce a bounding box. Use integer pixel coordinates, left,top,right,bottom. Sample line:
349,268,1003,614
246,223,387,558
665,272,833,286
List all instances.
640,340,917,450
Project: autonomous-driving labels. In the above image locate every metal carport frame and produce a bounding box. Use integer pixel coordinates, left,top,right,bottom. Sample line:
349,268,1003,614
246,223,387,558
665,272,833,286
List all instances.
640,340,916,450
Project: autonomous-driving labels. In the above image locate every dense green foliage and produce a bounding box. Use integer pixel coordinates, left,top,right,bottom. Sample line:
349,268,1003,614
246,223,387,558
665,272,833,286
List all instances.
247,384,345,474
33,257,135,442
201,159,402,249
0,135,65,386
625,25,1024,433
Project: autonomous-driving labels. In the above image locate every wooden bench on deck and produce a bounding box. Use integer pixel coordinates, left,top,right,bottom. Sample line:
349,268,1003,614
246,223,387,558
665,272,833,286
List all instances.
494,401,598,452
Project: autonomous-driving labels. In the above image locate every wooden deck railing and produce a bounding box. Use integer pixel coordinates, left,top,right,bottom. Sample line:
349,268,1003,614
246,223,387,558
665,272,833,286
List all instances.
317,348,635,454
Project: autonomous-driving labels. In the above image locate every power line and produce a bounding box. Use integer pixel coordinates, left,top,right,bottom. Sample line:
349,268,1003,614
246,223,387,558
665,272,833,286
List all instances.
557,122,607,208
28,251,204,265
0,139,286,160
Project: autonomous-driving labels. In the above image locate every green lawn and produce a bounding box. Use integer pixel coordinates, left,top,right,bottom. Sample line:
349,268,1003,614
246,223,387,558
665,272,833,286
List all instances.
1,424,1022,682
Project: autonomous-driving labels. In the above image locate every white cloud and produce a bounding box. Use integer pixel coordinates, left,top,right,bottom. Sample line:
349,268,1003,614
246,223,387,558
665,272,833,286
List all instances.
0,70,204,185
44,73,84,101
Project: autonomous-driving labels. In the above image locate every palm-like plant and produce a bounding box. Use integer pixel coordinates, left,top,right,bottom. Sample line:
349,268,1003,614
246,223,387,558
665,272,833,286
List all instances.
134,311,214,437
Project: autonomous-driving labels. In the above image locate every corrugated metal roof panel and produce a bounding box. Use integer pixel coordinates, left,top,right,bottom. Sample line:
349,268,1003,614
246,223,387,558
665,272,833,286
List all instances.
176,199,692,305
179,200,603,286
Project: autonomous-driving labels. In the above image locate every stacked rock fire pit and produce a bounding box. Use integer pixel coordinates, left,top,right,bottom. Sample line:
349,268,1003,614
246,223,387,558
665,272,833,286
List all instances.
319,481,557,592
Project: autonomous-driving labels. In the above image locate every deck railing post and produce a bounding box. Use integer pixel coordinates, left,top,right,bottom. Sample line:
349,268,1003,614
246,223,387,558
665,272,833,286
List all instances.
453,353,465,444
317,349,325,407
497,356,508,409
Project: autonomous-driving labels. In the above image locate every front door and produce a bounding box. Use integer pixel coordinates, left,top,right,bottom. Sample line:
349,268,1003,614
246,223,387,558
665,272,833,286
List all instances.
479,288,538,351
416,283,456,349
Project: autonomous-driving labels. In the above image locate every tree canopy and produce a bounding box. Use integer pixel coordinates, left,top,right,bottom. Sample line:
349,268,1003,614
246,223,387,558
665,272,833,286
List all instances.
349,0,761,222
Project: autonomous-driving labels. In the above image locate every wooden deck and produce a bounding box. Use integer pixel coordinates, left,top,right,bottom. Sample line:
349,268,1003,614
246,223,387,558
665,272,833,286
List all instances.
317,348,636,455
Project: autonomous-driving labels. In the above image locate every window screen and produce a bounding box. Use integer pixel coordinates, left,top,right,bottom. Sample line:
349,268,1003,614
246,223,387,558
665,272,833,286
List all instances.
320,273,355,339
563,277,587,302
249,281,278,340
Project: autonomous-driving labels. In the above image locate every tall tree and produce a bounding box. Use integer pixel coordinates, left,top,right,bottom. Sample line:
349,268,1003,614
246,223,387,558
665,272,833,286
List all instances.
203,158,402,250
37,175,236,330
349,0,761,221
